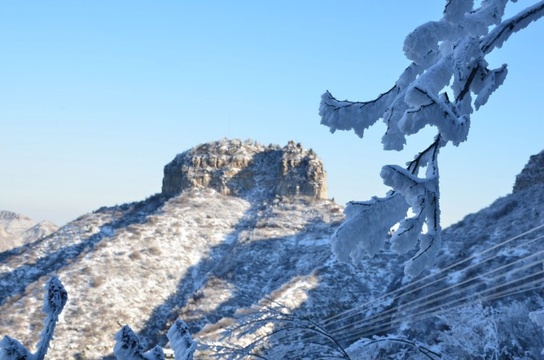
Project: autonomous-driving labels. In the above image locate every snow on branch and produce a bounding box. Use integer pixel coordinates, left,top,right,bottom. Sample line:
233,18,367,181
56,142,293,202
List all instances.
113,320,196,360
319,87,399,139
167,319,197,360
330,193,409,263
113,325,166,360
481,1,544,54
0,276,67,360
320,0,544,276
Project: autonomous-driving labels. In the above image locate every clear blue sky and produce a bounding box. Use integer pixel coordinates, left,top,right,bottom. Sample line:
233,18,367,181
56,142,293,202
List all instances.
1,1,543,227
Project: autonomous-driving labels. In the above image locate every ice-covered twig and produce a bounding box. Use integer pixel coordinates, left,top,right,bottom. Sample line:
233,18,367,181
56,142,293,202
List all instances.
321,0,544,277
113,320,196,360
0,336,32,360
0,276,67,360
167,319,197,360
35,276,68,360
113,325,166,360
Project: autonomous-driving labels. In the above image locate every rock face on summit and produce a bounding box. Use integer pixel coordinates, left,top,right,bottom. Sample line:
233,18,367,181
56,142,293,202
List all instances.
513,149,544,192
162,139,327,199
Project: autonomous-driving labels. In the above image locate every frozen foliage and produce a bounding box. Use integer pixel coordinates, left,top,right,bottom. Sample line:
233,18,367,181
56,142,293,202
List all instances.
0,276,67,360
321,0,544,276
0,336,32,360
436,302,500,359
113,310,197,360
113,325,166,360
331,193,408,262
0,276,197,360
113,321,196,360
167,320,197,360
530,309,544,355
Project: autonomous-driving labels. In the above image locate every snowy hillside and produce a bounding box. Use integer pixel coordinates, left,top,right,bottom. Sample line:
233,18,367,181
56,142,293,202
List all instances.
0,140,384,359
1,140,543,359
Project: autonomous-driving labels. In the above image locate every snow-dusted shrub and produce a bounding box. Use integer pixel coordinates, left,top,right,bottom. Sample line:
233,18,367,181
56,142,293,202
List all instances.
321,0,544,277
167,319,197,360
530,308,544,355
436,302,500,359
346,335,441,360
113,320,196,360
0,277,197,360
114,325,166,360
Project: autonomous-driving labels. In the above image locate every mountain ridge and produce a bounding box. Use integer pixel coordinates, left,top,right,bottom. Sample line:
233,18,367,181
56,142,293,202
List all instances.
1,139,544,359
0,210,58,253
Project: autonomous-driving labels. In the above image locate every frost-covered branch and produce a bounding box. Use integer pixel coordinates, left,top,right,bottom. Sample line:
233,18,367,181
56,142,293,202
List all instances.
168,319,197,360
113,319,196,360
0,276,67,360
321,0,544,276
113,325,166,360
347,336,442,360
205,301,351,359
481,1,544,54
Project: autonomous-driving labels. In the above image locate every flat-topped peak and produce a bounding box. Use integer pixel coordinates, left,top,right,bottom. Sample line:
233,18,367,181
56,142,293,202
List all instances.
161,139,327,200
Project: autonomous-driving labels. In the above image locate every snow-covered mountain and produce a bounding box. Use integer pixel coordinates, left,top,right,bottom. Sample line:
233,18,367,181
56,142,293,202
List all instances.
0,210,57,252
1,140,543,359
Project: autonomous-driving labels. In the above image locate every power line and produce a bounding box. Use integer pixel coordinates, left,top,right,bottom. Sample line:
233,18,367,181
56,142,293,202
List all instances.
321,223,544,327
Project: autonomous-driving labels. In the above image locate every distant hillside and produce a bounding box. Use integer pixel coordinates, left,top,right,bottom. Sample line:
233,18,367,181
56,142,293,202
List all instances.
0,210,57,252
1,140,543,359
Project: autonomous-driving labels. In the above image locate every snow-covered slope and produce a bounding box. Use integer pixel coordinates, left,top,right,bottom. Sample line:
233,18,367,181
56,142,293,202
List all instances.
0,140,395,359
1,140,543,359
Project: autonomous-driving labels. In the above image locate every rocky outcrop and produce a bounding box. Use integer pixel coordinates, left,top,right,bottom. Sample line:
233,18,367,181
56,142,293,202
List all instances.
513,149,544,193
162,139,327,199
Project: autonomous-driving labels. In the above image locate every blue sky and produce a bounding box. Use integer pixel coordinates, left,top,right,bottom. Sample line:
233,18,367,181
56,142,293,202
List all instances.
1,1,543,227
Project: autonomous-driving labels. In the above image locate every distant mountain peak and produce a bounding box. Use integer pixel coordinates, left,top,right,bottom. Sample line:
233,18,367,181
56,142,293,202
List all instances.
0,210,58,252
162,139,327,200
513,149,544,193
0,210,32,222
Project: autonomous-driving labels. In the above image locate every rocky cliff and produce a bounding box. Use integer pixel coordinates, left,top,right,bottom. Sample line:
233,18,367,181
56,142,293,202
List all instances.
513,149,544,192
162,139,327,200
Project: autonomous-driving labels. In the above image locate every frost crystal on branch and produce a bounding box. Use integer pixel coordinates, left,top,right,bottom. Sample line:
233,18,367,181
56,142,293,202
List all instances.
113,325,166,360
0,336,32,360
321,0,544,276
113,320,196,360
167,319,197,360
0,276,67,360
